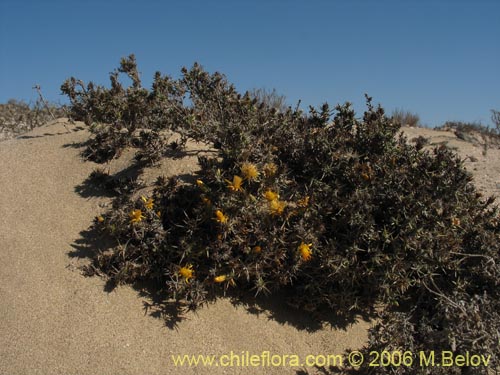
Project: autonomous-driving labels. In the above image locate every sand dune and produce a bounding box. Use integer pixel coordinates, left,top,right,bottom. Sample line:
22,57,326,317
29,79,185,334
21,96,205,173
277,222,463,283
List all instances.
402,126,500,197
0,120,371,375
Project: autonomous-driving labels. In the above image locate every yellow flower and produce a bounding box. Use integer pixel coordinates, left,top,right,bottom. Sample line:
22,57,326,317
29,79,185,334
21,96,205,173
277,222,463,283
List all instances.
297,196,310,207
263,162,278,177
359,163,373,181
253,245,262,254
361,173,371,181
156,211,161,218
141,196,154,210
179,264,194,282
129,209,145,224
201,195,212,205
96,215,105,223
214,275,226,283
451,217,461,227
298,242,313,261
264,190,279,202
241,162,259,181
196,179,204,187
226,175,243,192
269,199,286,216
215,210,228,224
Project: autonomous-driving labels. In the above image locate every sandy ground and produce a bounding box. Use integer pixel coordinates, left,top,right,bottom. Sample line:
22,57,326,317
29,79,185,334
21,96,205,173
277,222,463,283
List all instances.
0,120,370,375
1,120,498,375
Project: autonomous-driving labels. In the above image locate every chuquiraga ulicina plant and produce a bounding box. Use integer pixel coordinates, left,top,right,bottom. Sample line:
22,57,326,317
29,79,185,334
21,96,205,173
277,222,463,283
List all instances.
63,56,499,375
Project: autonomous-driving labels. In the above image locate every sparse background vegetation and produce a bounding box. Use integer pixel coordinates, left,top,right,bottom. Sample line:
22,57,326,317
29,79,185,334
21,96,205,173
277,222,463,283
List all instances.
249,88,289,112
0,98,66,140
390,109,421,128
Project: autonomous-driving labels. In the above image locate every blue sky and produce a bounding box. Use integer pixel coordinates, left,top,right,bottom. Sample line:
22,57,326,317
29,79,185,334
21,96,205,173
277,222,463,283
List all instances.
1,0,499,127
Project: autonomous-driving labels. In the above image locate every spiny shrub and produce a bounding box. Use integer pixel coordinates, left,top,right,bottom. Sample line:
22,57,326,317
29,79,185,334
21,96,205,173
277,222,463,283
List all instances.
64,57,499,374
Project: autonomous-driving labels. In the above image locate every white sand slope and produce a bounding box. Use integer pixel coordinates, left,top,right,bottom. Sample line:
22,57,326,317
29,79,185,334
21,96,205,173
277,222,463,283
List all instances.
0,120,370,375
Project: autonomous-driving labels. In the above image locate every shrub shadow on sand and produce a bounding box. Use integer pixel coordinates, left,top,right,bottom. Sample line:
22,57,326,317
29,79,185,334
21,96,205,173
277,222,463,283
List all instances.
70,224,372,332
